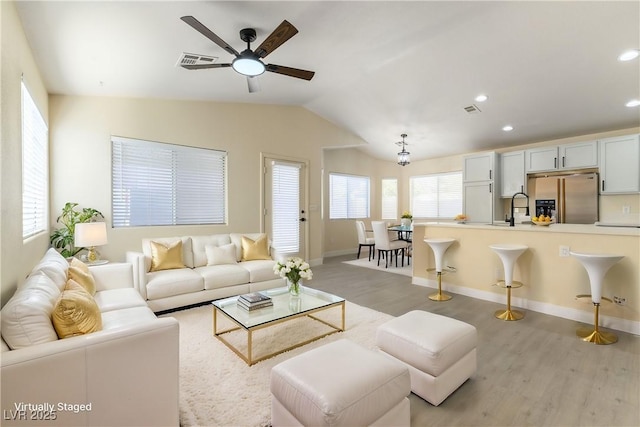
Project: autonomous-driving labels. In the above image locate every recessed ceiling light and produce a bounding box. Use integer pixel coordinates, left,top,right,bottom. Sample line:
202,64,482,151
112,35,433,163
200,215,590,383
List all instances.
626,99,640,107
502,125,514,132
475,94,488,102
618,49,639,61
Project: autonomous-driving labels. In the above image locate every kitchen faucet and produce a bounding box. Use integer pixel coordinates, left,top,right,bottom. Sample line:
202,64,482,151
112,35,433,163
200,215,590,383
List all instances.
510,190,530,227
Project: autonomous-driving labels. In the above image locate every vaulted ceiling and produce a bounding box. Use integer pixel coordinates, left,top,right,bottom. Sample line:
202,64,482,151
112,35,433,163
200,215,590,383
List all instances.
15,1,640,161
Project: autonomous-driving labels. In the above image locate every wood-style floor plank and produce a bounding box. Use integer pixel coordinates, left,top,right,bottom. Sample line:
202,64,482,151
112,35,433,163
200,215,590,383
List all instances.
310,255,640,427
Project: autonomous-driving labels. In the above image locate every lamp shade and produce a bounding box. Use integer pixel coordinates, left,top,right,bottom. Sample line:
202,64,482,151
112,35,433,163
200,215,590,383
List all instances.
74,222,108,247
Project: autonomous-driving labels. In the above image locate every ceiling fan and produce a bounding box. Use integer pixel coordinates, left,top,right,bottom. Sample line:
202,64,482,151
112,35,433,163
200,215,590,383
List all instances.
180,16,315,93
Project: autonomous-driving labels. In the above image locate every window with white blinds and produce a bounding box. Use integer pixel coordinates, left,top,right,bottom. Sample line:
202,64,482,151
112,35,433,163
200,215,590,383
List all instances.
329,173,370,219
22,81,48,239
410,172,462,219
112,136,226,227
271,161,300,253
381,178,398,220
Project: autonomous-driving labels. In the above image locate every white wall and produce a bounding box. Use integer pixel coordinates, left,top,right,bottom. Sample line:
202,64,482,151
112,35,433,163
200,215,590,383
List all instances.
1,1,50,306
48,95,366,270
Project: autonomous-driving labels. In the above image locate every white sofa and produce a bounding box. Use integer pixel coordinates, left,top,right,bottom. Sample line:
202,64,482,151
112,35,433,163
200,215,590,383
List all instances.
126,233,284,312
0,248,179,427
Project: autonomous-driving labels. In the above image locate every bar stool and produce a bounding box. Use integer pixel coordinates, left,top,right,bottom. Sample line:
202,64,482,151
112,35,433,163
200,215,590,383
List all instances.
571,251,624,345
489,244,528,321
424,238,456,301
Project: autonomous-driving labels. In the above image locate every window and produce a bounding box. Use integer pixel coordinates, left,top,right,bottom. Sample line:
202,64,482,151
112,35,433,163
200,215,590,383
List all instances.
329,173,370,219
22,81,48,239
381,178,398,220
272,161,300,253
410,172,462,219
112,136,226,227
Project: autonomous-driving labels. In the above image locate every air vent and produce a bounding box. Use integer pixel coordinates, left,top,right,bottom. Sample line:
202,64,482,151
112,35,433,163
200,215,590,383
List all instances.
176,52,218,67
464,104,482,114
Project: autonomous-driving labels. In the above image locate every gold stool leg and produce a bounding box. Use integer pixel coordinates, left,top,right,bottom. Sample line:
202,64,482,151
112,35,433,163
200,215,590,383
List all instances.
495,286,524,321
429,272,452,301
577,303,618,345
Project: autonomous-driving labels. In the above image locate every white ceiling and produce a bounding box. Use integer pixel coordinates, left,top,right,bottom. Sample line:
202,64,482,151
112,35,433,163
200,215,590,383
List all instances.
15,1,640,162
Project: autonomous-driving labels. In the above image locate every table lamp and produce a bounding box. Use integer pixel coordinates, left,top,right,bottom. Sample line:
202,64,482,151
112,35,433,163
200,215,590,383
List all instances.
74,222,108,264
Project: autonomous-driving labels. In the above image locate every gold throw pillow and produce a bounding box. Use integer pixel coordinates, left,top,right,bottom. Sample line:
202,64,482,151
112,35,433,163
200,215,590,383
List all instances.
150,240,185,272
241,235,271,261
68,257,96,295
52,279,102,339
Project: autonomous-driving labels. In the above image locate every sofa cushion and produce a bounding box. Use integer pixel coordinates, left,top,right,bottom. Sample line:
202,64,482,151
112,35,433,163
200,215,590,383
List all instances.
146,268,204,300
149,240,185,272
240,259,278,283
94,288,148,312
206,243,237,266
52,280,103,339
29,248,68,291
101,306,158,330
142,236,194,270
230,233,270,262
241,235,271,261
68,257,97,295
1,273,60,349
191,234,232,267
195,265,251,290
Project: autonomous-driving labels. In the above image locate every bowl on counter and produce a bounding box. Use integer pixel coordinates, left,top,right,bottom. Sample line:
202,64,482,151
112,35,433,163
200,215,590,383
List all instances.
531,219,554,226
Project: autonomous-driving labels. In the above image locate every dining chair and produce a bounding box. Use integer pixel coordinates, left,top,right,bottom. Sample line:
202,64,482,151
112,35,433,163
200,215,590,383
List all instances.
355,220,375,261
372,221,409,268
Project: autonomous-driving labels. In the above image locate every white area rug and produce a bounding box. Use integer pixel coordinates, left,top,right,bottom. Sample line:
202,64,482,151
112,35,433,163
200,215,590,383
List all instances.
160,301,392,427
343,256,412,277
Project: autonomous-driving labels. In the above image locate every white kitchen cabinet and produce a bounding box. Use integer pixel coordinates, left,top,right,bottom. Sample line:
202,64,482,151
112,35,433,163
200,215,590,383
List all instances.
500,151,525,197
599,134,640,194
463,182,494,224
526,141,598,172
463,152,496,182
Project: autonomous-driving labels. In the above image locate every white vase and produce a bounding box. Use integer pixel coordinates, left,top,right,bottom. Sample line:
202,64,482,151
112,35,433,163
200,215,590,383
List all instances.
401,218,412,227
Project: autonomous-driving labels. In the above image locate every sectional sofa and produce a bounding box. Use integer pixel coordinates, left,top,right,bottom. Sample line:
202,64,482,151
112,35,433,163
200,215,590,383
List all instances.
0,248,179,426
126,232,284,312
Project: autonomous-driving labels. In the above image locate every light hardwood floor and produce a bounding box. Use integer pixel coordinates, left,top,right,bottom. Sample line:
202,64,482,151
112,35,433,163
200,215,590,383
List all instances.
310,254,640,427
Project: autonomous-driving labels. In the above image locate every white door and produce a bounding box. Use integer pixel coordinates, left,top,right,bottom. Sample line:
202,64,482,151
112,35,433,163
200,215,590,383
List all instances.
264,158,307,259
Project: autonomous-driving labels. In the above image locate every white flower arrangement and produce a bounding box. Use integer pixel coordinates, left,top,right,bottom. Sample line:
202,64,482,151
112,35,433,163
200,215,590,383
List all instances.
273,256,313,284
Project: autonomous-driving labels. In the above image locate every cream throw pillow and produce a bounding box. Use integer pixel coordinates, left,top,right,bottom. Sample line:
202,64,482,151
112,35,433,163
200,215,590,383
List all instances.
52,279,102,339
241,235,271,261
68,257,96,295
205,243,238,266
150,240,185,272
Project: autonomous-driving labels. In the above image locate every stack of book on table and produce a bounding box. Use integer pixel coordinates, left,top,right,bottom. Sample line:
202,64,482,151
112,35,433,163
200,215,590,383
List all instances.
237,292,273,311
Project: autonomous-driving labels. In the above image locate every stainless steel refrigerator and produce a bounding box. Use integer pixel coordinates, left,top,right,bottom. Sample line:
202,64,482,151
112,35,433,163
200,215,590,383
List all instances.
528,172,599,224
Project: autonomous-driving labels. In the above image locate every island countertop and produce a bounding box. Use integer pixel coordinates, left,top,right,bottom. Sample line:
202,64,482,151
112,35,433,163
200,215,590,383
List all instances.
413,221,640,237
411,222,639,334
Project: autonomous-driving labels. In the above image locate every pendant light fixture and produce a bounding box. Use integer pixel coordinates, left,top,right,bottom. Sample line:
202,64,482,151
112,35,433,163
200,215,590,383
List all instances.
396,134,410,166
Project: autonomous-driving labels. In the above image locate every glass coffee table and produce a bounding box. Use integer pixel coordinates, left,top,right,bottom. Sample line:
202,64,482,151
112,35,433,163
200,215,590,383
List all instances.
212,286,345,366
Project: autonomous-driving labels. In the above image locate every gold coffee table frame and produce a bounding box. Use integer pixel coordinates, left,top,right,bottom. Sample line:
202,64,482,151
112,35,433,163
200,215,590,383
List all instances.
212,287,345,366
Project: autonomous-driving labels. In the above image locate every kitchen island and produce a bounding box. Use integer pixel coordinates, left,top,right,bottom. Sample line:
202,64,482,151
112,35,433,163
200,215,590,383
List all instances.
412,222,639,335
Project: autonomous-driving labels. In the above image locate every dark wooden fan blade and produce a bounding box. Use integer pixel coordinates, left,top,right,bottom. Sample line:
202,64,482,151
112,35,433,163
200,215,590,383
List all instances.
266,64,315,81
254,20,298,58
181,16,239,56
181,63,232,70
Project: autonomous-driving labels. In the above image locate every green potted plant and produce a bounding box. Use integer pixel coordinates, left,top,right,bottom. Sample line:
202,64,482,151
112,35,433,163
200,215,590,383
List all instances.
50,202,104,258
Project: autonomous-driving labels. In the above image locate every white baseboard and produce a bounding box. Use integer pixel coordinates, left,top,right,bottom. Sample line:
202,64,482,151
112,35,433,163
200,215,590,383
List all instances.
412,277,640,336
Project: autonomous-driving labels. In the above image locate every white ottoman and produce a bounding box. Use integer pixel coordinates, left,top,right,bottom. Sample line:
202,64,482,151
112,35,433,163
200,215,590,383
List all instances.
270,339,411,426
376,310,477,406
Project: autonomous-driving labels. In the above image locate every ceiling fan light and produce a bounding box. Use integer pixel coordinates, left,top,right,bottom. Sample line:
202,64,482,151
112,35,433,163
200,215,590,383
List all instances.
232,57,265,77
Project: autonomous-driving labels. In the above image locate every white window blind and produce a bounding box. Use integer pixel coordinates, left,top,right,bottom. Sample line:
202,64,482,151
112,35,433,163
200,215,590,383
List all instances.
272,161,300,253
112,137,226,227
22,81,48,239
381,178,398,220
410,172,462,219
329,173,370,219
